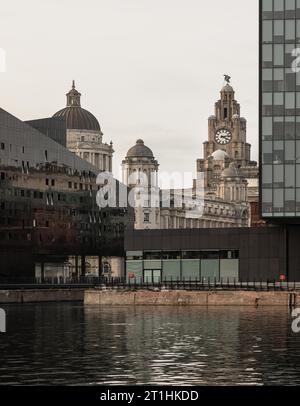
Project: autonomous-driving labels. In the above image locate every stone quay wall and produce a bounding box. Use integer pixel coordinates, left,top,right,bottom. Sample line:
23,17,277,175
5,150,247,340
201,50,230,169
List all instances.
85,289,300,307
0,289,84,304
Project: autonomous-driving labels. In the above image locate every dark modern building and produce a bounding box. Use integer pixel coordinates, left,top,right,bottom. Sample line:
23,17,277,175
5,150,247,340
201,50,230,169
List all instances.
0,107,134,282
260,0,300,220
125,226,300,283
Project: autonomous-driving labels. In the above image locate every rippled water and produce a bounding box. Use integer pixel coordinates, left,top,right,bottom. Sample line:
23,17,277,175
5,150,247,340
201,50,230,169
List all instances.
0,303,300,385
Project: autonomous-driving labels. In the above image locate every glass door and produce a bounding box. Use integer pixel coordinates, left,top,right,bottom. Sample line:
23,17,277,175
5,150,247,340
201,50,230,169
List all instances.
143,270,162,284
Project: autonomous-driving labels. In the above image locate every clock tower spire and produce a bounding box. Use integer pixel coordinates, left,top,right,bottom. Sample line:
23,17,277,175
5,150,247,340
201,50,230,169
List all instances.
203,78,250,167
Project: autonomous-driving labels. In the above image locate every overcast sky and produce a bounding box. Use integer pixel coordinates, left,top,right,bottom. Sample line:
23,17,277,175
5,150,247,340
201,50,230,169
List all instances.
0,0,258,180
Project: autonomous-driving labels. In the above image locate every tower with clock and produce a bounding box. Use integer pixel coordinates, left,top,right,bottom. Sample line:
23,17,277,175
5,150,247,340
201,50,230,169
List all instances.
196,77,258,191
203,79,251,166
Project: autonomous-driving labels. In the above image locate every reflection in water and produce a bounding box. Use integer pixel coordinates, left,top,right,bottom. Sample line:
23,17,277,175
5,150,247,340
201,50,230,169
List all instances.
0,304,300,385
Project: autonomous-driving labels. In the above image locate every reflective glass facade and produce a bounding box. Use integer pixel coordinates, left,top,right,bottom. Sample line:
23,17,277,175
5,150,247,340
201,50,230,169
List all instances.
261,0,300,219
126,250,240,283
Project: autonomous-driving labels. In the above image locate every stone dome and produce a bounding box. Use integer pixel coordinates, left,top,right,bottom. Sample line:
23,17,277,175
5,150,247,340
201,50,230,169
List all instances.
210,149,229,161
222,163,240,178
53,81,101,132
221,84,234,93
126,140,154,158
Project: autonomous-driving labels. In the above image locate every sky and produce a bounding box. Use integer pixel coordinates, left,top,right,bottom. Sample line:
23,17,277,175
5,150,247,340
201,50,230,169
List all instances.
0,0,259,180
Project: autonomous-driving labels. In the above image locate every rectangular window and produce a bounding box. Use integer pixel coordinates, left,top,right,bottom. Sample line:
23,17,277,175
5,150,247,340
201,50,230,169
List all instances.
262,117,273,140
274,44,284,66
285,117,295,139
263,44,273,67
263,0,273,19
274,0,284,19
285,69,296,91
263,69,273,91
263,20,273,43
274,20,284,43
286,20,296,42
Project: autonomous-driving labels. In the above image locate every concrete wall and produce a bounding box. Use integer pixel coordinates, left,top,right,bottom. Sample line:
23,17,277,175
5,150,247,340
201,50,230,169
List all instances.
0,289,84,304
85,289,300,307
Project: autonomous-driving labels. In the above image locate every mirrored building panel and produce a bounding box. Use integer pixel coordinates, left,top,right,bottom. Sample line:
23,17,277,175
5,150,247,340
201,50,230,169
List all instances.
260,0,300,219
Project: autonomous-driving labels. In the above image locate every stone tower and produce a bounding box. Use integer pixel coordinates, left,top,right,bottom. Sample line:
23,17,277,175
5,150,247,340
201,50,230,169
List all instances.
122,140,160,230
200,81,251,168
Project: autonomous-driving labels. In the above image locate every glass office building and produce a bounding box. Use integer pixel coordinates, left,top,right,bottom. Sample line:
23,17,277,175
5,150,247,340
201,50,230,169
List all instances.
261,0,300,219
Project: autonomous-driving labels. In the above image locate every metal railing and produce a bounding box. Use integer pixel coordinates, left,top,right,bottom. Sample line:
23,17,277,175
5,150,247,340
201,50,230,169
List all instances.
0,277,299,291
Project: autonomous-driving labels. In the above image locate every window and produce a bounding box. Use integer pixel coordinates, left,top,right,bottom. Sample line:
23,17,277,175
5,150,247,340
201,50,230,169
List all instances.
274,20,284,43
144,212,150,223
0,143,4,150
263,20,273,43
144,251,161,260
51,179,55,186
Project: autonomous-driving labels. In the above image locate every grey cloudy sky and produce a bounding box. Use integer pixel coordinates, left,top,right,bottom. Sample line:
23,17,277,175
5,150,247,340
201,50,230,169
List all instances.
0,0,258,180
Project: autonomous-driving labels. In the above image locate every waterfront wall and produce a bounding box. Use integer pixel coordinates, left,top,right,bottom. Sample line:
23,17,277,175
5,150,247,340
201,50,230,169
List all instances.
85,290,300,307
0,289,84,304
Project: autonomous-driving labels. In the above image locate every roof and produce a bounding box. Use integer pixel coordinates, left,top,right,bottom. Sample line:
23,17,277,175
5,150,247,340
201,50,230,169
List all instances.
53,81,101,132
126,140,154,158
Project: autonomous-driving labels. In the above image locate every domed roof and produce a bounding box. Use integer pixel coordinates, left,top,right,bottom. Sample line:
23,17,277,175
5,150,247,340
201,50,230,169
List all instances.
221,84,234,93
53,81,101,132
126,140,154,158
222,163,240,178
210,149,229,161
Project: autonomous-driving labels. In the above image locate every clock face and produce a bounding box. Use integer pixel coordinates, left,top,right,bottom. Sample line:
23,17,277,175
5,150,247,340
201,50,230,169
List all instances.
215,128,232,145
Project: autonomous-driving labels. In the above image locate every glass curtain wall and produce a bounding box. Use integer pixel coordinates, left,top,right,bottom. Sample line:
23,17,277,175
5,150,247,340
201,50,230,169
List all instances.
261,0,300,218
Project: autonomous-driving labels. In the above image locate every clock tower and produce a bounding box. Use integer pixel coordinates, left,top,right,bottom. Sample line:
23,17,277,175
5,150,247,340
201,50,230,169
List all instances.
202,80,251,168
196,78,258,194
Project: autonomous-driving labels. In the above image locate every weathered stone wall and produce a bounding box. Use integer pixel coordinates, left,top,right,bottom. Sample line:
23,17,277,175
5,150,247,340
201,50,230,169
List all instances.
0,289,84,304
85,289,300,307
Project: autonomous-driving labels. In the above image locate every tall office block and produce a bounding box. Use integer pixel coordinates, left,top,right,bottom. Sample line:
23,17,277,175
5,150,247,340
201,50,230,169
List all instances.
260,0,300,220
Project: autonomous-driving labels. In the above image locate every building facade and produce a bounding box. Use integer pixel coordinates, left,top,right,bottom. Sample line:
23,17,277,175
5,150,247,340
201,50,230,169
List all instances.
0,106,133,282
196,81,260,226
260,0,300,221
124,226,300,283
53,81,114,172
122,140,160,230
122,82,257,230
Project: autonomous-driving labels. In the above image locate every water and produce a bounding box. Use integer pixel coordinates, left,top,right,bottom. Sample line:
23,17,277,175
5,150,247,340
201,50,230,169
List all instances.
0,303,300,386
